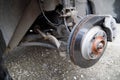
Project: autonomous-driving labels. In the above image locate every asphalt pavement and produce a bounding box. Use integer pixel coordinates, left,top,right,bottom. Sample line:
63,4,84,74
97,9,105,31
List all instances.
4,24,120,80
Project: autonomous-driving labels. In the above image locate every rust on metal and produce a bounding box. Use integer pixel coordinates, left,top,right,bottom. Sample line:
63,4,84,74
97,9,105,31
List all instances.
69,16,94,64
92,36,105,55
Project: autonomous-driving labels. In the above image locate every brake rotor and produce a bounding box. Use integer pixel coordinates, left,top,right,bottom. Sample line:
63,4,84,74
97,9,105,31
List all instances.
68,15,108,68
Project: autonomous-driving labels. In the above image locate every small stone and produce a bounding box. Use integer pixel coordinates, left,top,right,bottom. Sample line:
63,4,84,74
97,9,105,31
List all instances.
59,52,66,57
68,60,71,63
73,76,77,80
80,74,84,78
29,30,33,32
54,68,58,72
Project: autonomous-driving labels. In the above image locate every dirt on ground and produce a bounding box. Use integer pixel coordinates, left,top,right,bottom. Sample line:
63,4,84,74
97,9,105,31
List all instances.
4,25,120,80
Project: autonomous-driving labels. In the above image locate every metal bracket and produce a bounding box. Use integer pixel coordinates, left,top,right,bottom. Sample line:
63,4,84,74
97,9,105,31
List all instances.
103,15,117,41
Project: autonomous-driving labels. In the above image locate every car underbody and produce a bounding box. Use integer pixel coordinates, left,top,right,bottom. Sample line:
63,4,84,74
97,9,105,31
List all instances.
0,0,119,71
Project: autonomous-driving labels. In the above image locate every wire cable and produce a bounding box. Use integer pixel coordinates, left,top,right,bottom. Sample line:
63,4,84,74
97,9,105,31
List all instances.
38,0,61,27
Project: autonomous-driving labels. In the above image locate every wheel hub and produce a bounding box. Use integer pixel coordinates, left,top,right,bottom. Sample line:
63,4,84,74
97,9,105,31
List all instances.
81,26,107,60
92,36,105,55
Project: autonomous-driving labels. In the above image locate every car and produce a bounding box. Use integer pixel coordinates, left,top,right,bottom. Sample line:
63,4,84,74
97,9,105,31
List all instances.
0,0,118,79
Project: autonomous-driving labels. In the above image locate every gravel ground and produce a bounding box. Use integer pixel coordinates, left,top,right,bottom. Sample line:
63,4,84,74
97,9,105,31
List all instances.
4,25,120,80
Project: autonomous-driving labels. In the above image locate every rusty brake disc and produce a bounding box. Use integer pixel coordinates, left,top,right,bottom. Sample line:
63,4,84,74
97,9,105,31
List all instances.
67,15,108,68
